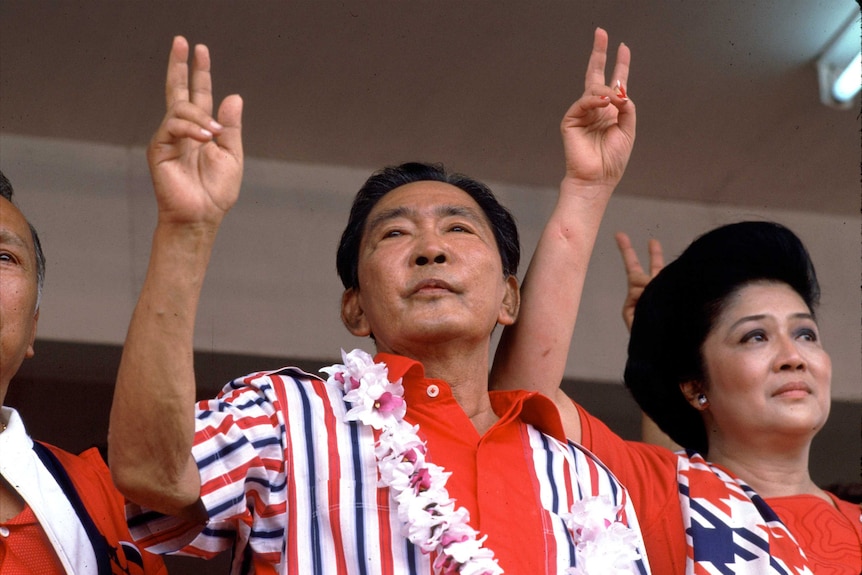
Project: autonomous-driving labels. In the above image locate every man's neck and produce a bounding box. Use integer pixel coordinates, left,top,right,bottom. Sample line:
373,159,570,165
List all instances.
0,478,25,523
383,340,500,435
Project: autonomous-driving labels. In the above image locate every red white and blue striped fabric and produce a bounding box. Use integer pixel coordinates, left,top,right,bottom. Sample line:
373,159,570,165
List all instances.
127,357,650,575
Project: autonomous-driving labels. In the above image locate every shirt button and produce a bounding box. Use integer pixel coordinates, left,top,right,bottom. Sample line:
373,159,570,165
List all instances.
426,384,440,398
0,526,9,537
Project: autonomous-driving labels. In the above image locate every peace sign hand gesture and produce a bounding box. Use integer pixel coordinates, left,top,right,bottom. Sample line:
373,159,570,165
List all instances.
615,232,665,331
560,27,635,189
147,36,243,230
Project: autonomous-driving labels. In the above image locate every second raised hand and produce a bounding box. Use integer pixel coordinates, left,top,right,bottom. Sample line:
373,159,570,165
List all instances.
148,36,244,228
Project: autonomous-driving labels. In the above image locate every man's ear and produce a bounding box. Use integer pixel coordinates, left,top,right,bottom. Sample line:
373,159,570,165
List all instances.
25,309,39,359
496,275,520,327
341,288,371,337
680,380,706,410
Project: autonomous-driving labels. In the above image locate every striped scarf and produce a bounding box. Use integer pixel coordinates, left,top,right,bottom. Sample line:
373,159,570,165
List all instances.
677,451,813,575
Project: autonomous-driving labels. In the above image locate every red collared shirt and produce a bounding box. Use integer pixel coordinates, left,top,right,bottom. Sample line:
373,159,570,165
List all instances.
129,352,649,574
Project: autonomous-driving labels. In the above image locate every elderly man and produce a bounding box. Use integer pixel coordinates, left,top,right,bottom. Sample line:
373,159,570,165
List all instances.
109,29,644,574
0,172,166,574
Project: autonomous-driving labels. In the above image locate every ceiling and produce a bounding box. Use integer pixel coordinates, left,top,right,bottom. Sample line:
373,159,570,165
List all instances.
1,1,859,215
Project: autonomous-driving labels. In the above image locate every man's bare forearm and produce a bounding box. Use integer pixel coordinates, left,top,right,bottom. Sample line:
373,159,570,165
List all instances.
109,223,217,521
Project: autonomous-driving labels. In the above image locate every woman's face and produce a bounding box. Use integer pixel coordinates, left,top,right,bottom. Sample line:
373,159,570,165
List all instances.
698,281,832,451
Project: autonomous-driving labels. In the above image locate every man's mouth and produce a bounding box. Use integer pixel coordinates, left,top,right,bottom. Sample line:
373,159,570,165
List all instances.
411,279,455,295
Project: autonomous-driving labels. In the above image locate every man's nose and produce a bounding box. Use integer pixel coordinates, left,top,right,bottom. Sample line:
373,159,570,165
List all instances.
413,232,448,266
415,253,447,266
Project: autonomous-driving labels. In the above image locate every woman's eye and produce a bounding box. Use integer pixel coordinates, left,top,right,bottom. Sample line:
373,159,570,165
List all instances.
741,330,766,343
383,230,403,238
0,252,15,263
797,328,818,342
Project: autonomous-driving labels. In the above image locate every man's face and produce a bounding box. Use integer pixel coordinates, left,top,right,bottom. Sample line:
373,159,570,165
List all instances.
341,181,518,356
0,197,40,399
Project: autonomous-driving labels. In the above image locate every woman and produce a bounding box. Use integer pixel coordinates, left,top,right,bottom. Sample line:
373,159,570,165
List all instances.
493,220,862,574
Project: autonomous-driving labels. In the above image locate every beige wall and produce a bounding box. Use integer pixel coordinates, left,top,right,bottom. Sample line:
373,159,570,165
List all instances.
2,133,860,401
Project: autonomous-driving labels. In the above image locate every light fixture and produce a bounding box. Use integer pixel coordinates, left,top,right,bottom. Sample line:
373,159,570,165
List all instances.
816,12,861,110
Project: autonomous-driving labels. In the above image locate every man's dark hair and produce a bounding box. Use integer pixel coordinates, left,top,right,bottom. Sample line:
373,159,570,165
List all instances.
336,162,520,290
0,170,46,304
624,221,820,455
0,170,14,201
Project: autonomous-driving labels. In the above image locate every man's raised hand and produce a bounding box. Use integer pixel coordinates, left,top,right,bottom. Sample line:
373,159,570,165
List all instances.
147,36,243,228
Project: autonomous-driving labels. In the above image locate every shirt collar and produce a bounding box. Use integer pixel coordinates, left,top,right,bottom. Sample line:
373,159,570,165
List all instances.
0,406,32,451
373,352,568,443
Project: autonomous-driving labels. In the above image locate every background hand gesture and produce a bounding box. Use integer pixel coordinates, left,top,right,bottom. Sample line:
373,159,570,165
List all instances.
615,232,665,330
147,36,244,228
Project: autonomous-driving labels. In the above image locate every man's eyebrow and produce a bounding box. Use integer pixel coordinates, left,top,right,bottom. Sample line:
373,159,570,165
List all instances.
366,204,487,233
365,206,414,233
0,229,29,250
437,204,486,223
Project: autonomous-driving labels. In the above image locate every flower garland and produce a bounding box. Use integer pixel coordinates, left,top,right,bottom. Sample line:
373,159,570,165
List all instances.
561,497,645,575
322,349,643,575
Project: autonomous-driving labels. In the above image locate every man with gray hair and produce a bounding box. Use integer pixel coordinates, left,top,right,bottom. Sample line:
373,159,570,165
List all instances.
0,171,166,574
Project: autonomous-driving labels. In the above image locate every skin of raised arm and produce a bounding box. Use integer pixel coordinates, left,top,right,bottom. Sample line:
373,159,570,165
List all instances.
491,28,635,443
108,36,243,521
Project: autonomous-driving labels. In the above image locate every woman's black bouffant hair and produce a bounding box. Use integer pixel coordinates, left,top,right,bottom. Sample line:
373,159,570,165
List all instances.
624,221,820,455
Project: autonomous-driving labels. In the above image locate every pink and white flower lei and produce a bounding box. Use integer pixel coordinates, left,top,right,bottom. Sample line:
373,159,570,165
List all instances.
322,349,643,575
321,349,502,575
562,496,644,575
